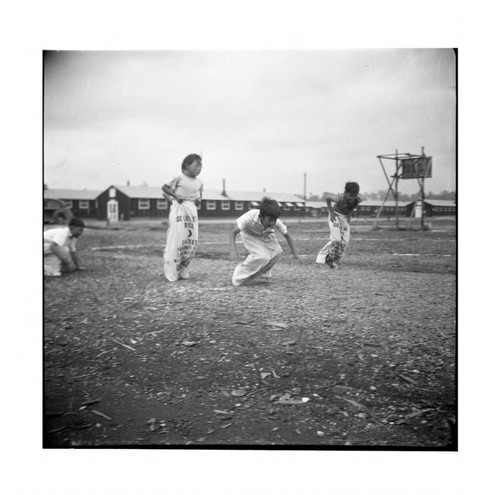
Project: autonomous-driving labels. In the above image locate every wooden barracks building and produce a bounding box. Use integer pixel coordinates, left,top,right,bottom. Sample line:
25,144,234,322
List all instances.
46,181,306,221
44,188,101,218
44,185,455,222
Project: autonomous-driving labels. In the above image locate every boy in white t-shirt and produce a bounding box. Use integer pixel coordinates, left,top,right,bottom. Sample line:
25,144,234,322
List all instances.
229,197,301,286
43,218,85,276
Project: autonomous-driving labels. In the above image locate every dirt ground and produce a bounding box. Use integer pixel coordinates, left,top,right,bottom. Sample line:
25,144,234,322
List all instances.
43,216,456,449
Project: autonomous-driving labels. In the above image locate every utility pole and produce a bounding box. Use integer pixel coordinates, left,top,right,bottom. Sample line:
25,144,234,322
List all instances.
420,146,426,229
395,150,399,229
302,172,307,222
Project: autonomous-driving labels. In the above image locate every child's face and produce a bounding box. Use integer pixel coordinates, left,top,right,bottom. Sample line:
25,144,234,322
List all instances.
184,159,202,178
69,226,84,238
260,215,276,229
345,191,358,202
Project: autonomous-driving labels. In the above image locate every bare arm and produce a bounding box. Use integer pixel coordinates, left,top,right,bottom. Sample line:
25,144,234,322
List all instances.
195,189,203,208
229,225,241,261
196,185,203,207
325,197,337,219
162,183,183,203
283,232,301,263
70,251,83,271
49,242,82,272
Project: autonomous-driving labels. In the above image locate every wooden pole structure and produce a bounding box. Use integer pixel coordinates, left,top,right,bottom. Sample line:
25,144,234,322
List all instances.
394,149,400,229
375,147,432,231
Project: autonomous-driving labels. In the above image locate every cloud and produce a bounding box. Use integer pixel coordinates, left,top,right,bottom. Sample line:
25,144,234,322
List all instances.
43,49,456,195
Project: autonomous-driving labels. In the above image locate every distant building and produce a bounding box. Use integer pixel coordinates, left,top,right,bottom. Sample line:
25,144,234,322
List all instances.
306,199,409,218
45,186,456,221
406,199,456,217
95,185,168,221
43,188,101,218
305,201,329,217
356,200,409,218
222,190,305,218
94,185,306,221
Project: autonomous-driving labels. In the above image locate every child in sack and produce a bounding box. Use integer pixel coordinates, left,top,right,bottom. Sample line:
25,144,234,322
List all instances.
316,181,362,268
230,197,301,286
162,154,203,281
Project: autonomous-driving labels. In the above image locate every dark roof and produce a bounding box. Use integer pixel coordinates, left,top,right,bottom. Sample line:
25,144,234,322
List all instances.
111,185,227,201
44,189,101,200
422,199,456,207
225,191,305,203
109,186,304,203
359,200,409,207
113,185,163,199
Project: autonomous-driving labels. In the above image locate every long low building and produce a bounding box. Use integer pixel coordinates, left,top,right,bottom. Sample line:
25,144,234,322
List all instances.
44,188,101,218
406,199,456,217
305,199,409,217
88,185,306,221
44,187,455,221
356,200,409,217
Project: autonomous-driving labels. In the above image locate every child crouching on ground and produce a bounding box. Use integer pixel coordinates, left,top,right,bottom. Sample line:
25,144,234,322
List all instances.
316,181,362,268
230,197,301,286
43,218,85,276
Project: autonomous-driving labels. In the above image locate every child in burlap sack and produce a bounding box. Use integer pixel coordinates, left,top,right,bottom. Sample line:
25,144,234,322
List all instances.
161,154,203,282
316,182,362,269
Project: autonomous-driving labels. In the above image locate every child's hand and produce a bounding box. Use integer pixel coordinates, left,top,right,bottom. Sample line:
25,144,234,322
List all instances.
176,195,184,204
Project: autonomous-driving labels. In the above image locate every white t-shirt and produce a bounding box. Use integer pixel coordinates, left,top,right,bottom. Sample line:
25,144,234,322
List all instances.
168,175,203,202
43,227,77,253
236,209,287,243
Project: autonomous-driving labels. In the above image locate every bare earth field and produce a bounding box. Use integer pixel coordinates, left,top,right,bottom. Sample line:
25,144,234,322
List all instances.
43,217,456,449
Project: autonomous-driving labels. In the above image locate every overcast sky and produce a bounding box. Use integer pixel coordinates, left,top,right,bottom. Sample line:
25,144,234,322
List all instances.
44,49,456,197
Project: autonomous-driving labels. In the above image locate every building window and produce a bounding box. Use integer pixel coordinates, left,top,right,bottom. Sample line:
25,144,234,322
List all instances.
206,201,216,210
294,204,302,211
109,187,116,198
138,199,150,209
78,200,89,209
157,199,168,210
63,200,73,208
221,201,230,210
235,202,244,210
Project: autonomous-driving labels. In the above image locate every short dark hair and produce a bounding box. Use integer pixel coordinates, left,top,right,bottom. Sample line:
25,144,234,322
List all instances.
69,218,85,228
259,197,281,219
345,182,360,194
181,154,202,171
